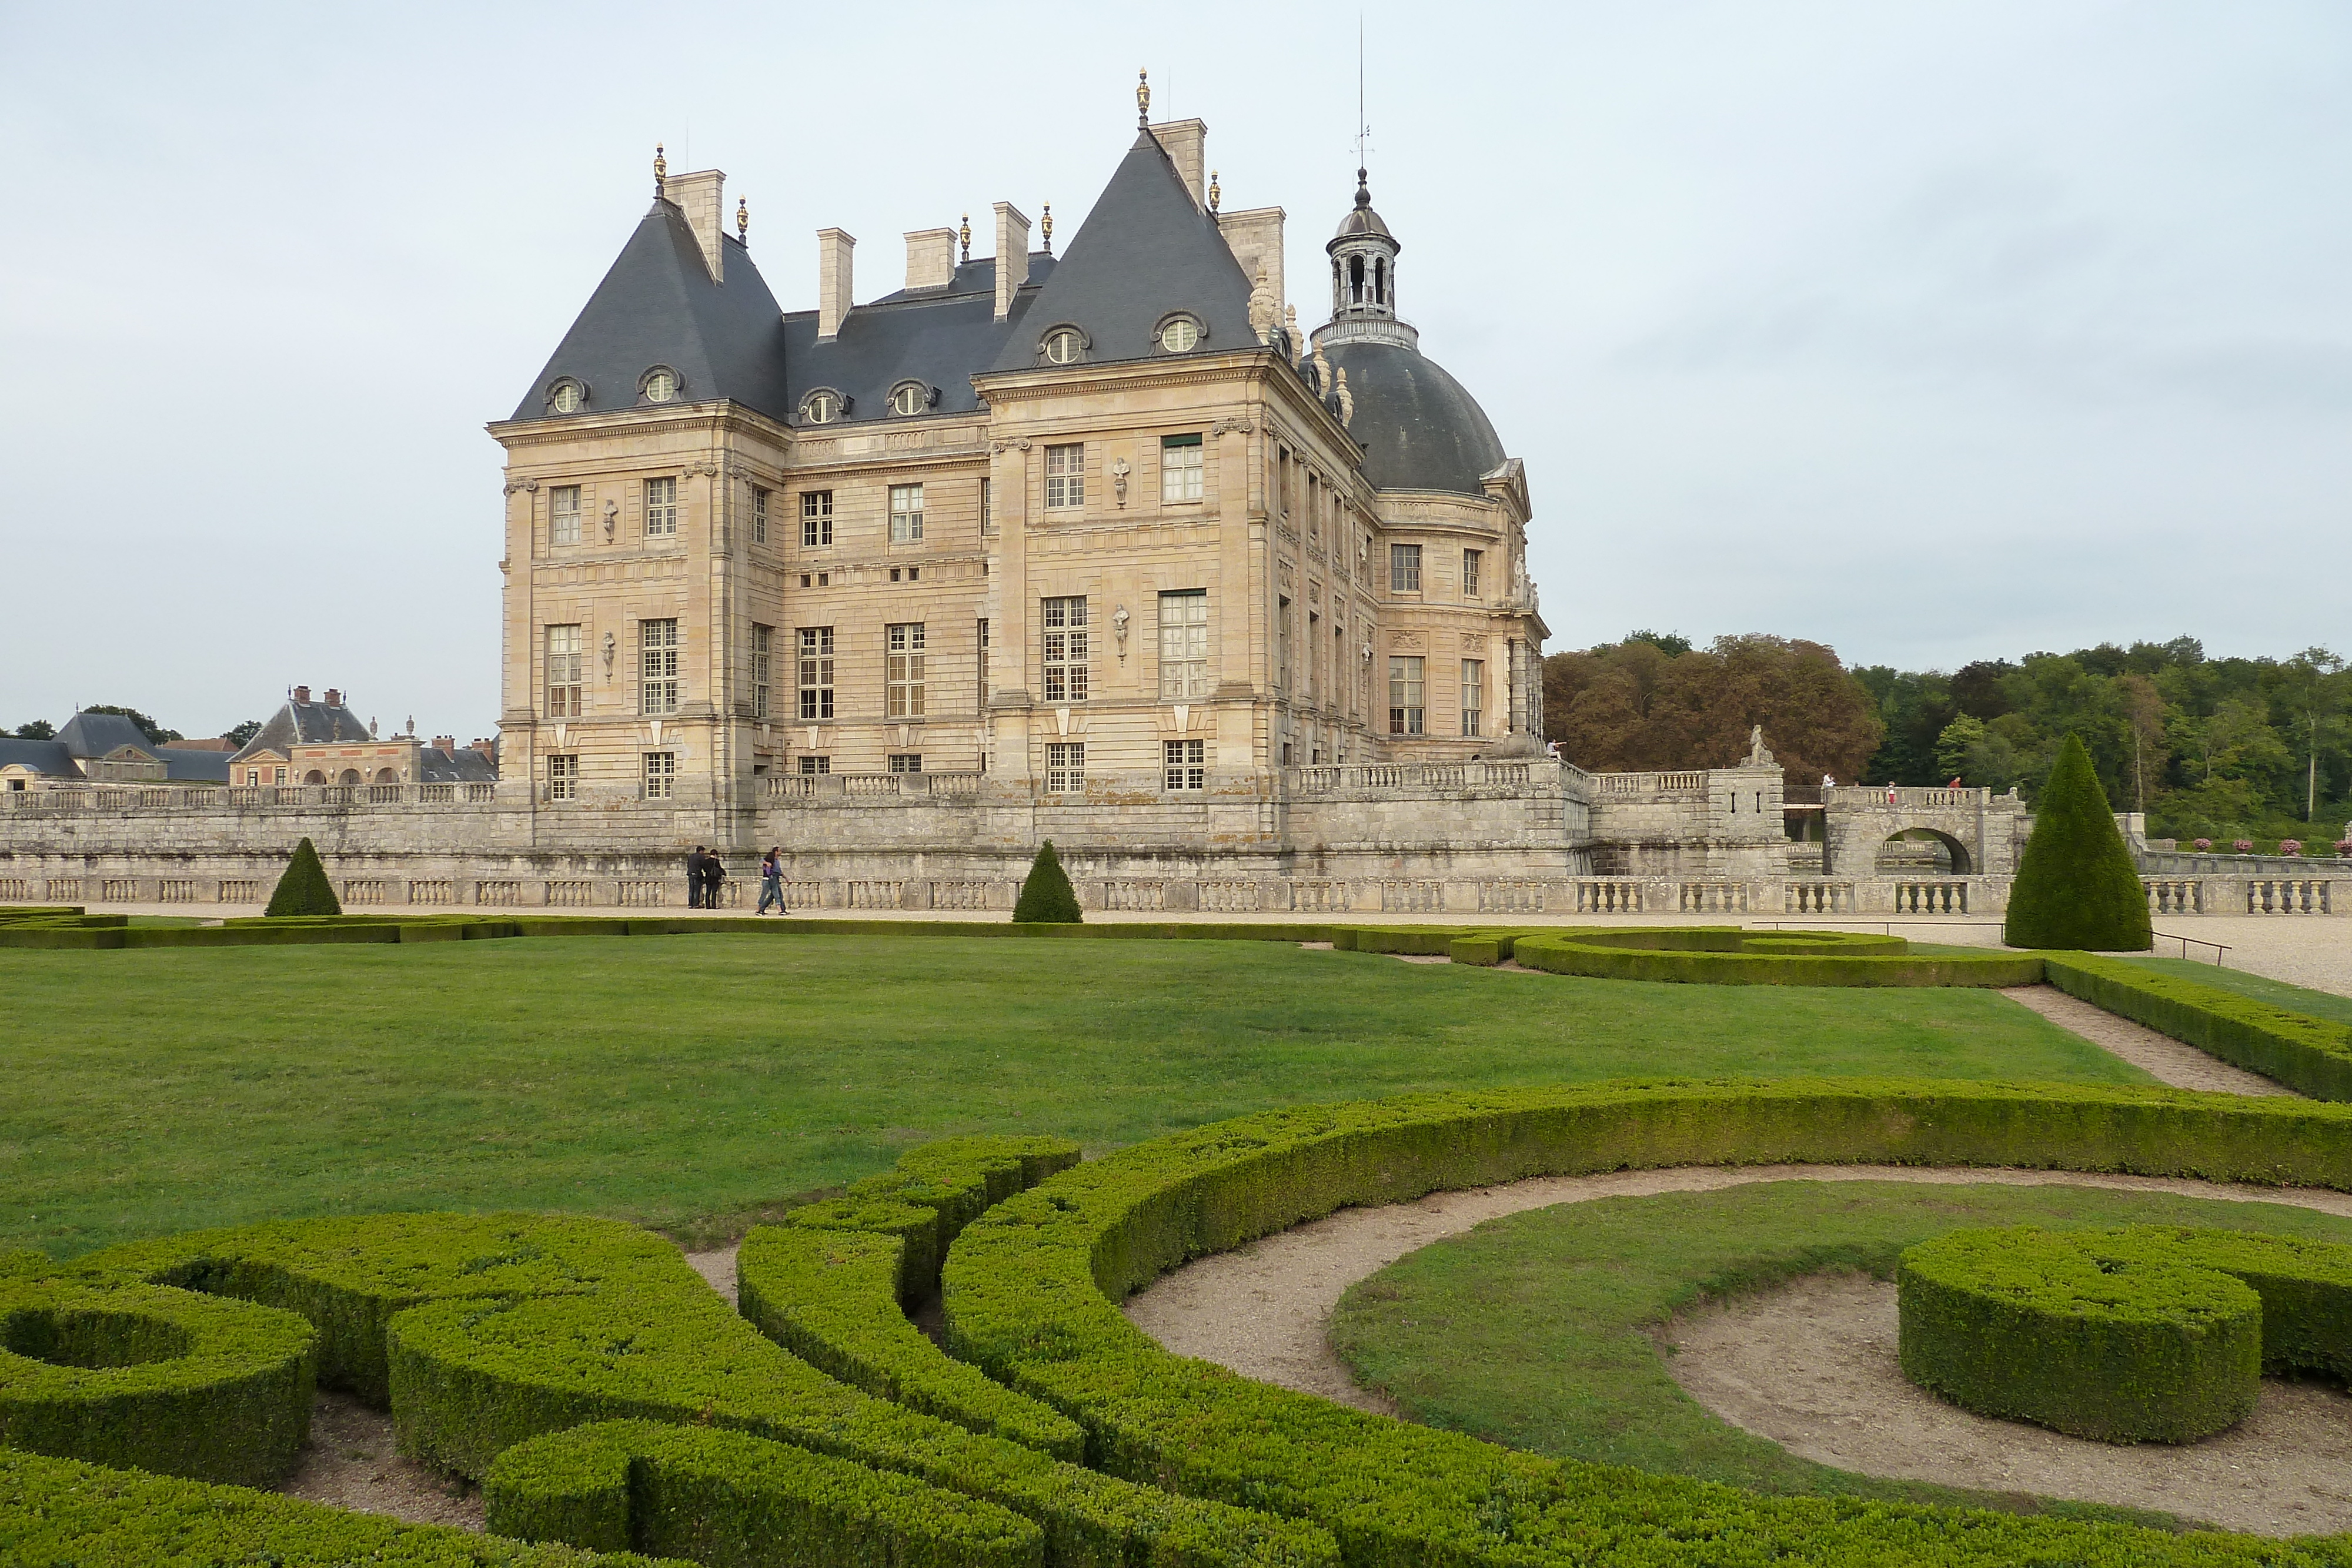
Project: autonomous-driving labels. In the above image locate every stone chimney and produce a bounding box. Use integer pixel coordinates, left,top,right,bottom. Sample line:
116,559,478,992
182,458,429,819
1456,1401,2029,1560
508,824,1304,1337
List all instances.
1218,206,1286,324
817,228,856,340
904,228,956,291
666,168,727,281
293,685,311,705
1149,120,1208,208
992,202,1030,321
323,688,342,708
432,735,456,751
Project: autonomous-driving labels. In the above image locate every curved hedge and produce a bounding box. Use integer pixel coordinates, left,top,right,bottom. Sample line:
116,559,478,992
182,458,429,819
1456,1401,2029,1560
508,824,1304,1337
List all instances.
1898,1226,2263,1442
941,1079,2352,1568
1511,927,2039,987
0,1264,315,1485
487,1420,1044,1567
69,1211,1330,1568
2048,954,2352,1101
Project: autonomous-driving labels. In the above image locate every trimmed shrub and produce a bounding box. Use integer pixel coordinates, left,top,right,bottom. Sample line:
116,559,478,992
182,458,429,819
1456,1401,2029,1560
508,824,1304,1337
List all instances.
0,1265,316,1486
1511,927,2033,987
265,836,343,918
1011,841,1082,924
2004,732,2151,951
0,1446,665,1566
487,1420,1044,1568
2046,954,2352,1099
1897,1226,2263,1442
943,1079,2352,1568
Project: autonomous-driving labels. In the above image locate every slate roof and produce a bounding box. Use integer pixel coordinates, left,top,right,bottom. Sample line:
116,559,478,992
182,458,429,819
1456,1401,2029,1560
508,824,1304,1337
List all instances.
0,727,230,783
987,132,1259,374
0,738,76,777
1324,339,1506,496
514,200,794,424
155,747,233,783
419,746,496,784
56,711,161,759
229,700,376,765
784,253,1052,421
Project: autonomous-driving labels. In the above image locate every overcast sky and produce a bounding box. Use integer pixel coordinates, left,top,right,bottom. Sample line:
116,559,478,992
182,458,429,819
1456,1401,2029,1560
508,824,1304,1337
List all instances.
2,2,2344,738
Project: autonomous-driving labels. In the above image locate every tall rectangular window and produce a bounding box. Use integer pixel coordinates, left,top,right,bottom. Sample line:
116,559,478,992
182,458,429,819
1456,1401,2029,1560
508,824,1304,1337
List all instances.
1163,738,1205,791
1157,590,1208,699
887,753,923,774
799,755,830,775
1462,548,1482,599
1161,433,1203,503
1389,543,1422,593
800,491,833,547
639,619,679,714
1461,658,1485,737
544,624,583,717
642,751,674,799
547,753,578,801
1389,656,1425,736
1277,596,1292,690
1046,741,1085,793
1044,443,1084,509
550,485,581,547
750,486,770,545
977,618,990,710
797,627,834,720
886,623,926,717
979,477,992,533
1042,596,1088,701
890,483,924,543
752,624,774,720
644,477,677,537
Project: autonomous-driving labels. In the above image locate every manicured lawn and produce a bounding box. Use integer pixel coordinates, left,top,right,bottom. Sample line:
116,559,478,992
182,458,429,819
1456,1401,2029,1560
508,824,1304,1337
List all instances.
2121,956,2352,1028
2,934,2147,1259
1331,1181,2352,1522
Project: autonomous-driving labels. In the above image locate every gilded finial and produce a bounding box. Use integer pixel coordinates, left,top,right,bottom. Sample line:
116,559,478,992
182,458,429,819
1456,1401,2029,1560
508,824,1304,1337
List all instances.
1137,68,1150,125
1041,203,1053,254
736,197,749,242
1207,169,1220,213
653,143,667,198
958,213,971,262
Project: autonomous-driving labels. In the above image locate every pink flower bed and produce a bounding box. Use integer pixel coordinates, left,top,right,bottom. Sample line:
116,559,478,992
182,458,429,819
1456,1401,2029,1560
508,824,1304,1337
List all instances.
2281,840,2303,856
2233,839,2256,853
2193,838,2213,851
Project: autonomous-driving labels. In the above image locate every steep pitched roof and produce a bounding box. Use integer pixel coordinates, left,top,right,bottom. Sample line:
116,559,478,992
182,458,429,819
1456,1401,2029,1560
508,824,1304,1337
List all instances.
0,738,76,777
154,747,232,783
987,132,1261,373
229,700,376,765
512,201,794,424
784,253,1053,422
56,711,159,760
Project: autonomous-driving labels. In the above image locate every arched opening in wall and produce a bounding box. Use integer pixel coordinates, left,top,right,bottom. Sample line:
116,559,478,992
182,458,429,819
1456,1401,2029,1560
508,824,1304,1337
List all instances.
373,768,399,784
1374,257,1387,304
1875,828,1972,877
1348,255,1365,303
303,770,326,785
338,770,362,785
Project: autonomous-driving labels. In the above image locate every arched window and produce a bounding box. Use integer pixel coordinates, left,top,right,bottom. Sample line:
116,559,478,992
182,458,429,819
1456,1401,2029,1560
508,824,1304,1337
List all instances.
339,769,362,785
1348,255,1365,303
303,770,326,785
1374,258,1387,305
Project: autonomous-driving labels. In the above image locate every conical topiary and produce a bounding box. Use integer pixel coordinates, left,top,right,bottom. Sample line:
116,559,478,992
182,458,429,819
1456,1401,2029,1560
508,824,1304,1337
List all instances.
265,836,343,918
1012,839,1082,924
2003,733,2150,951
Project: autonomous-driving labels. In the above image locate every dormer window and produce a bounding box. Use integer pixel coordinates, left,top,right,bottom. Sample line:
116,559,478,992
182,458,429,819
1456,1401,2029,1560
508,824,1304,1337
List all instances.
1156,314,1202,353
888,380,937,416
800,388,846,424
547,377,587,414
1040,326,1087,365
639,366,682,404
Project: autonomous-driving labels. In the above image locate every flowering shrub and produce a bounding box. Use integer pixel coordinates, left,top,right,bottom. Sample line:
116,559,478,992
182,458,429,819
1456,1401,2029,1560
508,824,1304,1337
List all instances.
2194,838,2213,851
2233,839,2256,853
2336,840,2352,857
2281,840,2303,857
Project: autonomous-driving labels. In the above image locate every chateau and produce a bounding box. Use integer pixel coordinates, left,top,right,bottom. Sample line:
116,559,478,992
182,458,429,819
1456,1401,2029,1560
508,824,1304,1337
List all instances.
8,86,2321,919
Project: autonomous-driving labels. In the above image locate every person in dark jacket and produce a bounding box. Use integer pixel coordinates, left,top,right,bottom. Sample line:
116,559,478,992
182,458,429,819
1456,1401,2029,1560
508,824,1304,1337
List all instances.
703,851,727,910
756,848,786,915
686,845,707,909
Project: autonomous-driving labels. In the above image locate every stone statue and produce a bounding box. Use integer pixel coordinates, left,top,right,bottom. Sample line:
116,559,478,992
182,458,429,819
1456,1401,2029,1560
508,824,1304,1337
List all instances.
1248,270,1275,343
1334,367,1354,429
1111,603,1131,657
1309,339,1331,397
1745,724,1774,766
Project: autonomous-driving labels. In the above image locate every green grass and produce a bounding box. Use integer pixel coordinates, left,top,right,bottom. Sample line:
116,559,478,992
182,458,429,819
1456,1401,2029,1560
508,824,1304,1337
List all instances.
0,935,2151,1260
1331,1181,2352,1523
2119,957,2352,1027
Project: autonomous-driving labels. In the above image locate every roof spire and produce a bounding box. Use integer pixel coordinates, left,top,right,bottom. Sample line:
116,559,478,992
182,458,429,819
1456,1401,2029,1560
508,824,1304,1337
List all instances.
653,143,667,199
1355,167,1371,210
958,213,971,262
736,196,749,243
1041,203,1053,255
1136,68,1150,125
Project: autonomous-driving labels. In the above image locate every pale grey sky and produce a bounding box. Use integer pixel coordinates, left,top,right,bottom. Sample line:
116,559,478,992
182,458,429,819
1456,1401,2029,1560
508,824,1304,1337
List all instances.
2,1,2344,738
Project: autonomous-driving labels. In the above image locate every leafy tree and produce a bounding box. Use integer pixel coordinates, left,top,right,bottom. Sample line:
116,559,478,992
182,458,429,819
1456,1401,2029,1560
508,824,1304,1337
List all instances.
1012,840,1082,924
1544,634,1881,783
12,720,55,740
2003,734,2150,952
226,718,265,748
264,837,342,918
1621,628,1693,658
82,704,182,744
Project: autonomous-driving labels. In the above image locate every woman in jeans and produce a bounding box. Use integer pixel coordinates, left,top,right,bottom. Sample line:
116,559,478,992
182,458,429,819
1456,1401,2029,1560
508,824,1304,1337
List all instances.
756,847,786,915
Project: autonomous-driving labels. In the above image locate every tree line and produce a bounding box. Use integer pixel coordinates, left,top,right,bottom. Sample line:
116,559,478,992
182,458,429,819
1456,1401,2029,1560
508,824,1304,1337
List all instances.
1544,634,2349,842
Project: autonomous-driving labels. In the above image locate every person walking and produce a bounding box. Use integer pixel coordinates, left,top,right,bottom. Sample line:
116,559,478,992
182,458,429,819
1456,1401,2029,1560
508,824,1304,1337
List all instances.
703,851,727,911
686,845,707,909
757,847,786,914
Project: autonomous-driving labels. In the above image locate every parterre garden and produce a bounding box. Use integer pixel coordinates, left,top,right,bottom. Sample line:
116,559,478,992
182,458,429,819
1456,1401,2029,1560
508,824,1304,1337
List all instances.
9,907,2352,1565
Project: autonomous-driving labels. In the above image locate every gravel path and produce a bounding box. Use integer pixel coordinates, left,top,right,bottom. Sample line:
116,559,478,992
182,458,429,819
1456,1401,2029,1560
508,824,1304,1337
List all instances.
1999,985,2294,1095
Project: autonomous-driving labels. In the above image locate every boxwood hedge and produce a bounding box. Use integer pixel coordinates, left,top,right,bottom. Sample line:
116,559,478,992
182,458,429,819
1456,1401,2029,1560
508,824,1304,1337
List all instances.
2047,954,2352,1101
487,1419,1044,1567
941,1079,2352,1568
1511,927,2036,987
0,1263,315,1486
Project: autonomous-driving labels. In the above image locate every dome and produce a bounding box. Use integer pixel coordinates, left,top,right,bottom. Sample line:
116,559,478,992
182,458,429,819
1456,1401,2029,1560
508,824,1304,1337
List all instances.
1324,338,1505,496
1329,169,1396,249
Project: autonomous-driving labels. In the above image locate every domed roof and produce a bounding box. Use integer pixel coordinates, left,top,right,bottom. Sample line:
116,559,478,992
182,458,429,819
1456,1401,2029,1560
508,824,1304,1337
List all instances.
1324,337,1505,495
1329,169,1396,249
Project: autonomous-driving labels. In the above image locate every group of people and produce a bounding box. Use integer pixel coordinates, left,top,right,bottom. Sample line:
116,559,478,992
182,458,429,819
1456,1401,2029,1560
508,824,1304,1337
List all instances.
684,845,791,914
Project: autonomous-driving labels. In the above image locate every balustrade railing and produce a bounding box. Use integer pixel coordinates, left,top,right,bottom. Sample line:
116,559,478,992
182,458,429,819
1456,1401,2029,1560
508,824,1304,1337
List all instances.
1891,880,1968,914
2143,880,2202,915
2248,879,2333,915
1823,786,1991,810
6,781,501,811
1785,880,1854,914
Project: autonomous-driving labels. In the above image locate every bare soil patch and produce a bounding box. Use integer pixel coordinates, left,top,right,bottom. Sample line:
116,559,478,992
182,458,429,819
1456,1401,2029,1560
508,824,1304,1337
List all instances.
276,1389,483,1532
2001,985,2293,1095
1662,1269,2352,1536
